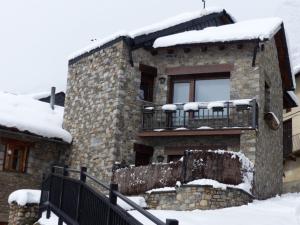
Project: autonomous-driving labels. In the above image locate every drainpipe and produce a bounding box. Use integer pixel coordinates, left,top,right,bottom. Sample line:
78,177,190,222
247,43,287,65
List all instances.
50,87,56,110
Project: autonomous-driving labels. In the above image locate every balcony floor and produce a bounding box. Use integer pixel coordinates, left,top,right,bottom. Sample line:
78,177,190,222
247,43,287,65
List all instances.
138,128,255,137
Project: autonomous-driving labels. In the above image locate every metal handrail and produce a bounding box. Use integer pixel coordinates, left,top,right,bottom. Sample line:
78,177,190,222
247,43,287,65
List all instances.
42,165,178,225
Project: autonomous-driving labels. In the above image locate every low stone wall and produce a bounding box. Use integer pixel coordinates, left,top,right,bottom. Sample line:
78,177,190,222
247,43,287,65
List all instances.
8,203,39,225
145,185,253,210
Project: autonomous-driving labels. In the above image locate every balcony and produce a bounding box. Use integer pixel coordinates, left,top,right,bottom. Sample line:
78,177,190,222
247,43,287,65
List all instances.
141,99,257,135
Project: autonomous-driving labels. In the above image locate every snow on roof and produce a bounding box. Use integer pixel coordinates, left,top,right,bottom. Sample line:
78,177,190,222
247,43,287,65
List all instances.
24,90,65,100
153,17,283,48
68,8,226,60
8,189,41,206
0,92,72,143
129,7,225,38
287,91,299,106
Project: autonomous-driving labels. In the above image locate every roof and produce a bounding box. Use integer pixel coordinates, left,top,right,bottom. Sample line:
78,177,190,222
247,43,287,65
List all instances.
153,17,294,92
68,8,234,62
284,91,299,108
0,92,72,143
153,18,283,47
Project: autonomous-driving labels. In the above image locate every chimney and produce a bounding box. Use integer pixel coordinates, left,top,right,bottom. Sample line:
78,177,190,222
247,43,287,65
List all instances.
50,87,56,110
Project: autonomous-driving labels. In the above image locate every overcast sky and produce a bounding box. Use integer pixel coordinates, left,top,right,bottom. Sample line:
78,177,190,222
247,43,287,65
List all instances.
0,0,298,94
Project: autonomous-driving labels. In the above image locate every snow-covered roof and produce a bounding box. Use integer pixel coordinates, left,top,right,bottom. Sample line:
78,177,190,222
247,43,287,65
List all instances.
0,92,72,143
129,7,226,38
68,8,228,60
24,90,65,100
287,91,299,106
153,18,283,48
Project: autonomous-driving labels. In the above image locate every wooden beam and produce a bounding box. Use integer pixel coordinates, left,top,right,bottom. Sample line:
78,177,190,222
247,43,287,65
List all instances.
165,64,234,76
138,129,249,137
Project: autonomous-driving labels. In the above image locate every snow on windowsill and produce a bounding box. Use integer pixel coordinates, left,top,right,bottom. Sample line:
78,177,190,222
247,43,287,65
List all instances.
8,189,41,206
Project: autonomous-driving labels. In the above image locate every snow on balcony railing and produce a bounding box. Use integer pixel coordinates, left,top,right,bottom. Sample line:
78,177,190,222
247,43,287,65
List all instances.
142,99,257,131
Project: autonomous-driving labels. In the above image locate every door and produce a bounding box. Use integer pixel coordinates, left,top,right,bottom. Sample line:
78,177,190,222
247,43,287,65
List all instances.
134,144,154,166
283,119,293,158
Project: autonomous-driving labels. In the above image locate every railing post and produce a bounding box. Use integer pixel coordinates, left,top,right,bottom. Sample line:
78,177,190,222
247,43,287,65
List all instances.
166,219,179,225
109,183,118,205
227,101,230,127
76,167,87,222
106,183,118,225
80,166,87,182
58,165,68,210
46,166,55,219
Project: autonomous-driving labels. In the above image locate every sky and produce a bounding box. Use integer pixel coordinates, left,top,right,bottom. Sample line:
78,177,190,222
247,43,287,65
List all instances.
0,0,299,94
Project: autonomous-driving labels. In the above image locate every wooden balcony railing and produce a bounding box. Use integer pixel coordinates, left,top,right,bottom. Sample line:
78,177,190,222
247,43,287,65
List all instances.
142,99,257,131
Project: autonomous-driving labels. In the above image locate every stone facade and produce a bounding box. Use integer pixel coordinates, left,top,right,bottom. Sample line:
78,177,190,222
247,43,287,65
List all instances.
8,203,39,225
145,185,253,210
64,40,141,182
0,131,67,223
65,36,284,199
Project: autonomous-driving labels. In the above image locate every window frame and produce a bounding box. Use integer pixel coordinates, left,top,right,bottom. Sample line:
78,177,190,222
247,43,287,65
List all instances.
168,73,231,103
2,139,31,173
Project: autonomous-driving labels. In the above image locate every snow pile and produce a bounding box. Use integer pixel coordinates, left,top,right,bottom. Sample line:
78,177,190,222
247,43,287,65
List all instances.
232,99,252,106
207,101,225,109
153,18,283,48
117,196,147,211
38,212,66,225
129,193,300,225
162,104,177,111
0,92,72,143
68,8,227,60
8,189,41,206
146,187,176,194
183,102,199,111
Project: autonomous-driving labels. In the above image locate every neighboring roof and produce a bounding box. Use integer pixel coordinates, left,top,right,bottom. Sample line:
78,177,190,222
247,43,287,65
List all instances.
0,92,72,143
68,8,234,62
153,18,283,48
284,91,299,109
295,67,300,77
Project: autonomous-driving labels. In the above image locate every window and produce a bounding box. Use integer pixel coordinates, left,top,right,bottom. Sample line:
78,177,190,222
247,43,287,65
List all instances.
3,140,29,173
139,64,157,102
265,82,271,113
170,73,230,103
140,74,155,102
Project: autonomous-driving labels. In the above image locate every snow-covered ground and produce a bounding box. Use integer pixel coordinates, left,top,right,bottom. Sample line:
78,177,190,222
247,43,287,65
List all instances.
129,193,300,225
38,193,300,225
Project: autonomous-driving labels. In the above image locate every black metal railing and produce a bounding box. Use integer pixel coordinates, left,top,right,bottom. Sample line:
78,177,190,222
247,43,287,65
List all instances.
39,166,179,225
142,99,257,131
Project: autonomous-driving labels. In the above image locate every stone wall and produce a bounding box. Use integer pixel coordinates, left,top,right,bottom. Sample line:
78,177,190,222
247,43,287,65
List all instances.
146,185,253,210
8,203,39,225
0,132,67,222
64,39,141,182
254,38,283,199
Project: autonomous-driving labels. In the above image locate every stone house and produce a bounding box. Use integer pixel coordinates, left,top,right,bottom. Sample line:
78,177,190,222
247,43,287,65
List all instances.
64,8,296,201
0,92,71,224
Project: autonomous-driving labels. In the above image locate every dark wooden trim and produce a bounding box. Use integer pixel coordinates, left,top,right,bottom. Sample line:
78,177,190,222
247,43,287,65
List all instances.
138,129,250,137
139,64,157,76
274,26,294,91
166,64,234,76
